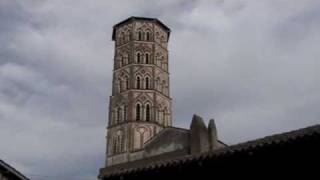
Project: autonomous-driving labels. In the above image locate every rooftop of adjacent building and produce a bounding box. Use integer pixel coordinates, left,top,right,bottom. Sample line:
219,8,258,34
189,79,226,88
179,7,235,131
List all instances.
99,123,320,179
0,159,30,180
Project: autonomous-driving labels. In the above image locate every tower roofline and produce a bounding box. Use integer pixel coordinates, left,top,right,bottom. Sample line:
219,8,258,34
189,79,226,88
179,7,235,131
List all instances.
112,16,171,41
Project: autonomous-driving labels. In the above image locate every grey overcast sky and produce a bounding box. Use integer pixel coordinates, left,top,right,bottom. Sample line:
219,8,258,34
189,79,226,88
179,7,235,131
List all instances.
1,0,320,179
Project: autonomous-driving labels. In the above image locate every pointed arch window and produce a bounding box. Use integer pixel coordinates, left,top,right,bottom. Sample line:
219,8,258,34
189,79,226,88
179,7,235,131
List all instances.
137,53,141,63
156,107,160,123
145,53,149,64
119,134,124,152
155,78,159,91
121,56,125,66
163,108,168,126
123,105,127,122
125,31,130,41
113,130,124,154
158,109,162,124
146,104,150,122
117,78,122,92
136,76,141,89
125,76,129,90
122,53,128,65
113,138,117,154
120,79,124,92
117,107,121,124
146,31,150,41
136,104,141,121
120,32,125,44
145,77,150,89
138,31,142,40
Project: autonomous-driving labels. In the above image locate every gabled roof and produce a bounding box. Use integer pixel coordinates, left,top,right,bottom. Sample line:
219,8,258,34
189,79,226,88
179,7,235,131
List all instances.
143,126,189,146
100,124,320,179
0,160,30,180
112,16,171,40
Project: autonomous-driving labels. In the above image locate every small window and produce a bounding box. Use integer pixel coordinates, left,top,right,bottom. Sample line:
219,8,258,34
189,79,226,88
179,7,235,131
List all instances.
119,79,123,92
117,107,121,124
145,77,150,89
137,53,141,63
113,138,117,154
145,53,149,64
136,77,141,89
136,104,141,121
146,32,150,41
125,77,129,90
155,78,159,90
120,135,124,152
138,31,142,40
123,106,127,122
146,104,150,121
118,79,122,92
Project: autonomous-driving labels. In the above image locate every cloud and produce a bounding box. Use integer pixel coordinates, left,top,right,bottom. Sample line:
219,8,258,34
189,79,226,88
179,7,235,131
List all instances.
1,0,320,179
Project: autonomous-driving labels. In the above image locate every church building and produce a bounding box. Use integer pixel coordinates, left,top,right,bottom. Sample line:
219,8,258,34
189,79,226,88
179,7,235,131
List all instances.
99,17,226,179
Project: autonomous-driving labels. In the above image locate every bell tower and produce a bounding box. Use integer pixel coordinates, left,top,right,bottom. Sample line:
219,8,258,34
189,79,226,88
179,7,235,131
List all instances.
106,17,172,166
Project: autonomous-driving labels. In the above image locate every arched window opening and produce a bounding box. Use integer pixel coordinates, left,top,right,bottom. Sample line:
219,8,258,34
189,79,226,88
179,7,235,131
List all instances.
117,79,122,92
156,54,162,67
136,76,141,89
145,77,150,89
122,54,128,65
119,79,123,92
156,109,159,123
163,108,168,126
125,76,129,90
138,31,142,40
160,56,164,68
117,135,121,152
137,53,141,63
125,31,130,41
146,104,150,122
118,58,122,68
120,32,125,44
136,104,141,121
158,109,162,124
113,138,117,154
146,31,150,41
119,135,124,152
121,56,125,66
123,106,127,122
155,78,160,91
145,53,149,64
117,107,121,124
161,35,165,43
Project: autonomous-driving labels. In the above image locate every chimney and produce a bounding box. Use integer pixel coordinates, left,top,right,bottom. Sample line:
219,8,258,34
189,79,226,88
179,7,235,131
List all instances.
190,114,209,154
208,119,218,150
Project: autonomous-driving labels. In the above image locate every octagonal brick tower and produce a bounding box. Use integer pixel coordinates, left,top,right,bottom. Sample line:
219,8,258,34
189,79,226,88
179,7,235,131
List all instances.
106,17,172,166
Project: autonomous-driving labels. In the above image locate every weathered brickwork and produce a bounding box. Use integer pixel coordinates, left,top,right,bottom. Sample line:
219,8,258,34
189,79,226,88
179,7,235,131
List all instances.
106,17,172,166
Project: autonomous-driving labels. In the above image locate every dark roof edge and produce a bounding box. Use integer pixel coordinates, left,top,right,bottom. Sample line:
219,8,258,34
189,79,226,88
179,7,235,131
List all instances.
100,124,320,178
112,16,171,40
0,160,30,180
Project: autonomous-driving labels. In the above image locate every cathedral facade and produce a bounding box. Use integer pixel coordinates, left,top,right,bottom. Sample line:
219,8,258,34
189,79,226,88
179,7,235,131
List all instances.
106,17,172,166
